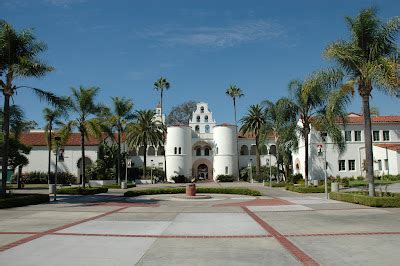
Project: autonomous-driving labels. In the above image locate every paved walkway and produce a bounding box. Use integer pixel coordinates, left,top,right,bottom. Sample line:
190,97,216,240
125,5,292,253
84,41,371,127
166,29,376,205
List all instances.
1,183,400,265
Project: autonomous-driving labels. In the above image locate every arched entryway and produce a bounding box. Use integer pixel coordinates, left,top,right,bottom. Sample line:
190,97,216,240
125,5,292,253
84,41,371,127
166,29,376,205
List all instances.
192,158,212,180
77,157,93,183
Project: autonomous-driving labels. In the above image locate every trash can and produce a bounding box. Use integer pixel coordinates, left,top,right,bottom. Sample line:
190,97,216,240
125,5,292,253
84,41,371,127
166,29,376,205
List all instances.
49,184,56,194
186,183,196,196
331,182,339,192
121,182,127,189
313,180,319,186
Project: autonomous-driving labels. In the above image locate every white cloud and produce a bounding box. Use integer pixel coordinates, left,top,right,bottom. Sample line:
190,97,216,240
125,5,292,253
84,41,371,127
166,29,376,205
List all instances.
133,19,286,48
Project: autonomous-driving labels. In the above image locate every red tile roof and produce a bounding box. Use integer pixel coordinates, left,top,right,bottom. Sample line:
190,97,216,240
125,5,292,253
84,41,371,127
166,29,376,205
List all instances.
19,132,115,146
338,115,400,124
374,143,400,152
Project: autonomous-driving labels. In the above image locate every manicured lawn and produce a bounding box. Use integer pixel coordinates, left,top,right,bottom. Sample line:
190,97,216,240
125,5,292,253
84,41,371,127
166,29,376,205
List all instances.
0,194,49,209
349,180,400,187
330,191,400,207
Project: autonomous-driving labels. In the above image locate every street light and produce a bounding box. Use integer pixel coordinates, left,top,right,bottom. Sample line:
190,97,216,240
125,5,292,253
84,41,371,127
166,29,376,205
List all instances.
151,159,154,184
248,158,253,183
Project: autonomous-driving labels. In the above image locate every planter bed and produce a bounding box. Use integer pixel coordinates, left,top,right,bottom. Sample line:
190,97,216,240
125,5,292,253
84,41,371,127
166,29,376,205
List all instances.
102,183,136,189
57,187,108,195
0,194,49,209
286,184,326,193
124,187,261,197
330,191,400,207
89,180,115,187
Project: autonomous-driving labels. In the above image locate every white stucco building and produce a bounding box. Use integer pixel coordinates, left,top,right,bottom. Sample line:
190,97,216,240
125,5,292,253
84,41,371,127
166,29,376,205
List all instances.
292,113,400,180
19,102,277,183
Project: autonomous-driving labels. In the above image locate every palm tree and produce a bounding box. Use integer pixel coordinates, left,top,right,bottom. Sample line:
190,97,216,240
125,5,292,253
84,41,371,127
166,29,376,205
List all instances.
126,110,165,181
324,8,400,196
262,98,297,181
226,85,244,180
240,104,266,178
106,97,134,184
43,107,66,185
154,77,170,180
0,21,58,196
287,69,352,186
59,86,104,187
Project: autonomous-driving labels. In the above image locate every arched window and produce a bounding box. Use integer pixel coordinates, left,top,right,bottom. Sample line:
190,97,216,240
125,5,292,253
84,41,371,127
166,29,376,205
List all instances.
178,147,182,154
261,145,268,155
196,116,200,122
147,146,156,156
205,125,210,133
195,125,200,133
240,145,249,155
225,166,228,175
174,147,177,154
204,115,208,122
196,147,201,156
200,106,204,113
204,147,211,156
250,145,257,155
269,145,276,155
138,146,145,156
157,146,165,156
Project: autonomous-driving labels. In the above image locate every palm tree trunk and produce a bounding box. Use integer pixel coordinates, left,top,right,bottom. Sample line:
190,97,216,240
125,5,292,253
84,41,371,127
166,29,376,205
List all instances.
47,125,52,185
255,136,261,178
80,129,86,188
160,90,167,182
362,93,375,196
117,128,121,184
233,98,240,181
1,94,11,196
304,130,309,188
275,135,279,182
143,143,147,179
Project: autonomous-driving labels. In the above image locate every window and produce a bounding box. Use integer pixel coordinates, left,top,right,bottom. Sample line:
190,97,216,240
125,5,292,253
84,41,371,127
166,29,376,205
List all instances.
250,145,257,155
377,160,382,171
158,162,163,167
354,131,361,141
345,131,351,141
320,132,327,142
138,146,145,156
373,131,380,141
204,147,210,156
196,116,200,122
385,159,389,170
205,125,210,133
147,146,156,156
58,149,65,162
225,166,228,175
240,145,249,155
157,146,165,156
200,106,204,113
178,147,182,154
383,131,390,141
195,125,200,133
348,160,356,171
174,147,177,155
338,160,345,171
196,148,201,156
204,115,208,122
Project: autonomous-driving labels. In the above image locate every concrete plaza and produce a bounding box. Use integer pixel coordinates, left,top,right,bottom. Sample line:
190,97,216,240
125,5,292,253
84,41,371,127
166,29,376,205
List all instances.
1,183,400,265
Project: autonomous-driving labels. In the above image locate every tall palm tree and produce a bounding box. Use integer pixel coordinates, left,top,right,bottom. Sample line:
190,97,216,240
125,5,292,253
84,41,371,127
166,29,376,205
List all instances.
106,97,134,184
324,8,400,196
226,85,244,180
240,104,266,178
154,77,170,180
126,110,165,181
43,107,66,185
0,21,58,196
287,69,352,186
59,86,104,187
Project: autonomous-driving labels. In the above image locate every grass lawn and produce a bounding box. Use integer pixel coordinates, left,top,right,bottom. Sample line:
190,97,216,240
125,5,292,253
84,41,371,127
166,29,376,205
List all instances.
349,180,400,187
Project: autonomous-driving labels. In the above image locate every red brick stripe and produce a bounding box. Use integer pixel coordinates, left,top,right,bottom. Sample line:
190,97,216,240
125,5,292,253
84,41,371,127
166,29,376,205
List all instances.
0,206,128,252
286,232,400,237
52,232,271,238
242,206,319,266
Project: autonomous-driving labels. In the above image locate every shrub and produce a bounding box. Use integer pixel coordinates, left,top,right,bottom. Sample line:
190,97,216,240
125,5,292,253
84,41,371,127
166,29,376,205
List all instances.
0,194,49,209
57,187,108,195
381,174,400,181
240,166,278,182
216,175,234,182
20,171,76,184
286,184,326,193
330,191,400,207
269,182,286,187
287,173,303,184
102,183,136,189
172,175,187,183
124,187,261,197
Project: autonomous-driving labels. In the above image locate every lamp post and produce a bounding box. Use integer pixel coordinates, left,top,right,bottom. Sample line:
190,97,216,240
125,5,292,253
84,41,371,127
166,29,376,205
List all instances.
54,136,61,202
248,158,253,183
151,159,154,184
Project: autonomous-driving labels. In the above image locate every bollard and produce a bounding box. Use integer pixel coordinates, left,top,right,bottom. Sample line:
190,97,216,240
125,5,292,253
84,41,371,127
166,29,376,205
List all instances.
331,182,339,192
121,182,127,189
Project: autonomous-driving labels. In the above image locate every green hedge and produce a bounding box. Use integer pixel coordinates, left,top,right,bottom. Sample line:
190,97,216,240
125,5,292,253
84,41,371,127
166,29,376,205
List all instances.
216,175,235,182
102,183,136,189
265,182,287,187
0,194,49,209
329,191,400,207
286,184,326,193
19,171,76,184
124,187,261,197
57,187,108,195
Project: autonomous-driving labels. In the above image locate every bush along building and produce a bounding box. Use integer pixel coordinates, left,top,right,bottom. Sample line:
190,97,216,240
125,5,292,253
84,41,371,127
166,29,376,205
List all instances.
292,113,400,180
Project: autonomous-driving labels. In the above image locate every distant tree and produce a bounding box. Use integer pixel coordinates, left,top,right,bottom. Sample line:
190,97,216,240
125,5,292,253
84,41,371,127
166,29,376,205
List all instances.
325,8,400,196
21,120,38,131
166,101,197,125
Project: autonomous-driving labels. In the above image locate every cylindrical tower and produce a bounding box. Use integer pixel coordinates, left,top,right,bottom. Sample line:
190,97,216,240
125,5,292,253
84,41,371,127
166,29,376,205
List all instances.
165,126,192,182
213,124,238,181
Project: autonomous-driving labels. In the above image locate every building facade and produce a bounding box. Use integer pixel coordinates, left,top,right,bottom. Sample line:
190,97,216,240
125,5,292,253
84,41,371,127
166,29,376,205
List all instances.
292,113,400,180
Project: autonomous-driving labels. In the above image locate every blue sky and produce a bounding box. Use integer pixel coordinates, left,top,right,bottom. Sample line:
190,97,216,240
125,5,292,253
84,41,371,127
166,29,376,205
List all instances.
2,0,400,127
